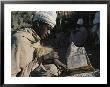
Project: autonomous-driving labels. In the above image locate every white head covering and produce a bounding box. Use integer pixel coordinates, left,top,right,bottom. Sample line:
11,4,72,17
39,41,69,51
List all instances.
77,18,84,25
93,12,100,24
33,11,57,28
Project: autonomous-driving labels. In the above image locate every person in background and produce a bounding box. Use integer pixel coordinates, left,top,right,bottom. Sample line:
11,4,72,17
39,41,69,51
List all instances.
86,12,100,70
69,18,88,47
66,18,95,76
91,12,100,45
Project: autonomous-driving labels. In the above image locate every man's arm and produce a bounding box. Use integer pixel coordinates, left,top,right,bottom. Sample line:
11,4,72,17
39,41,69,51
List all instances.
54,58,67,69
53,51,67,70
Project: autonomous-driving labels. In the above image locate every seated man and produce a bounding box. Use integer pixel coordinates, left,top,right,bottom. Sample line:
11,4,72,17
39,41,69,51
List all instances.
11,11,66,77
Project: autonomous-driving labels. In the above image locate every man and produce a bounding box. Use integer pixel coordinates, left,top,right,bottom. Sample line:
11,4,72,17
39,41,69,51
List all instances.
86,12,100,69
69,18,88,47
66,18,95,76
11,11,66,77
91,12,100,45
66,16,100,77
67,18,88,68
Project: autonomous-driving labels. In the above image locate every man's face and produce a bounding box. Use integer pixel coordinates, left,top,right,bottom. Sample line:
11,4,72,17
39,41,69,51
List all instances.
38,23,52,39
33,21,53,39
40,24,51,39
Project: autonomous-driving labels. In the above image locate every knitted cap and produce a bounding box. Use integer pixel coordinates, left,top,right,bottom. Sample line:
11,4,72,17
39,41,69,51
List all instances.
33,11,57,28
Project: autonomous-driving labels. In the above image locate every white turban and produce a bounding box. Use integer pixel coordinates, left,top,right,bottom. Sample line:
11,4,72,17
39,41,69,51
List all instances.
33,11,57,28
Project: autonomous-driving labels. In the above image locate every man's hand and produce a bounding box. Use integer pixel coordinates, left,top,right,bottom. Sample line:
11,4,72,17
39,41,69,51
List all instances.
54,58,67,70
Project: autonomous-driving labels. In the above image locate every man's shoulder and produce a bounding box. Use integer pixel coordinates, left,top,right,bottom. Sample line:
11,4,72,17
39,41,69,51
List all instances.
12,28,40,42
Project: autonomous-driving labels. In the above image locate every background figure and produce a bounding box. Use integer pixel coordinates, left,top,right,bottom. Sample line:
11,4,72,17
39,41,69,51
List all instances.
85,12,100,69
66,18,94,75
70,18,88,47
91,12,100,45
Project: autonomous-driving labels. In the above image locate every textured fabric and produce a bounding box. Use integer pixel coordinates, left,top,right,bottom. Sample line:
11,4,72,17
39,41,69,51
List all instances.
66,42,89,69
11,28,39,76
30,43,60,77
11,28,59,76
66,28,89,70
32,42,54,58
67,69,100,77
33,11,57,28
30,64,59,77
